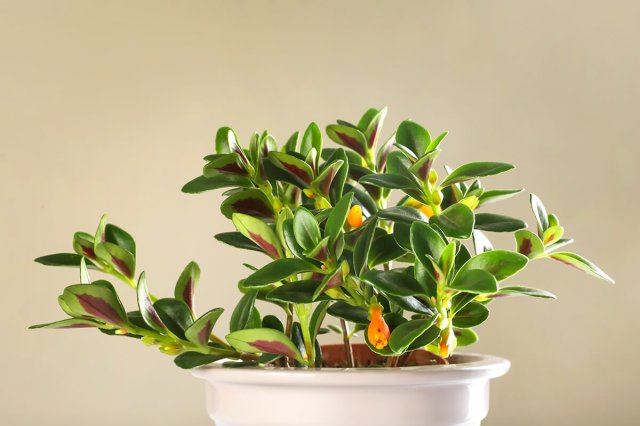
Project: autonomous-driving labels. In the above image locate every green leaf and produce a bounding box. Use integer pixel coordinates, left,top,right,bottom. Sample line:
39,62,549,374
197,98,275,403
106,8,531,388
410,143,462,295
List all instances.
353,217,379,275
454,328,478,346
215,127,240,155
362,107,387,148
326,149,350,204
430,203,475,239
325,192,354,242
497,286,557,299
154,298,194,340
79,258,91,284
368,234,406,268
449,269,498,294
220,189,275,219
62,281,128,327
185,308,224,347
474,213,527,232
215,232,262,252
95,242,136,279
326,124,368,156
300,122,322,161
29,318,103,330
293,208,321,251
35,253,97,269
439,242,456,277
345,182,378,215
440,162,514,187
182,174,252,194
137,272,168,332
543,252,614,283
362,269,424,296
232,213,283,259
410,221,447,264
327,302,369,324
282,219,307,259
265,280,328,304
542,225,564,246
262,315,284,332
386,294,434,315
457,249,529,282
409,149,441,181
378,206,427,223
389,318,436,353
406,325,440,351
73,232,98,260
268,151,315,187
545,238,574,253
105,224,136,256
359,174,414,189
530,193,549,236
226,328,305,363
396,120,430,158
450,292,477,315
452,302,489,328
229,291,257,332
174,261,200,314
243,259,317,288
174,352,226,369
203,153,248,177
311,160,344,197
514,229,545,258
478,189,523,206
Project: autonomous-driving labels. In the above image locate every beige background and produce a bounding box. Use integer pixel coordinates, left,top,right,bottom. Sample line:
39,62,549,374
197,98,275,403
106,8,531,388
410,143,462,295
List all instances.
1,1,639,425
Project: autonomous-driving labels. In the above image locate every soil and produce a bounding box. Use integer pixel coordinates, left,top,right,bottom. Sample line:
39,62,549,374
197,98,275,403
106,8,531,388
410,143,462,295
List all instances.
319,343,456,368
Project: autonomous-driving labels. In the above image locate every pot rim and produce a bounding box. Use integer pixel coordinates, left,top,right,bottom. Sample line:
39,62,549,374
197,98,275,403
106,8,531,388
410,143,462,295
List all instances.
191,353,510,387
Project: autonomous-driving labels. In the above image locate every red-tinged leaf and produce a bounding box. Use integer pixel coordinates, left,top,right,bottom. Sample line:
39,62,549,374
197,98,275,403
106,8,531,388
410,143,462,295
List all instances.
232,213,283,259
376,134,396,172
94,242,135,279
220,189,275,219
409,149,441,182
62,281,128,327
268,152,314,186
514,230,544,258
326,124,368,156
543,252,614,283
175,261,200,313
203,153,248,177
137,272,167,332
363,107,387,148
215,127,249,165
226,328,305,363
72,232,98,260
185,308,224,347
29,318,103,330
311,160,344,197
312,267,343,300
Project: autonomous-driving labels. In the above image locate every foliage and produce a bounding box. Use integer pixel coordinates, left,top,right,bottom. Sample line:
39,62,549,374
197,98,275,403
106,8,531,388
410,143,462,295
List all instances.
31,107,613,368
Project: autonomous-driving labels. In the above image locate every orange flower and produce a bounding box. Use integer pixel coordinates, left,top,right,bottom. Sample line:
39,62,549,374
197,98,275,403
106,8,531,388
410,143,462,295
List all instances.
367,304,390,350
347,205,364,228
417,204,434,218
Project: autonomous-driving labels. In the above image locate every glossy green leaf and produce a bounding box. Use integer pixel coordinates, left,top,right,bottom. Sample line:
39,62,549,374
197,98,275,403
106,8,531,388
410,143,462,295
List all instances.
477,189,523,206
104,224,136,256
300,122,322,162
325,192,354,243
174,352,226,369
439,242,456,278
514,229,545,258
389,318,436,353
452,302,489,328
203,153,248,177
215,127,240,155
266,280,327,304
73,232,98,260
457,249,528,282
309,301,330,343
368,234,406,267
542,225,564,246
359,174,414,189
410,221,447,264
182,174,252,194
361,269,424,296
449,269,498,294
154,298,194,340
326,148,350,204
543,252,614,283
311,160,344,197
293,208,321,251
229,291,257,332
232,213,283,259
214,232,262,252
474,213,527,232
243,259,317,288
406,325,440,351
226,328,304,363
440,162,514,187
545,238,574,253
327,302,369,324
220,189,275,219
450,292,477,315
530,193,549,236
62,281,128,327
497,286,557,299
268,151,314,187
137,272,167,332
378,206,427,223
454,328,478,346
174,261,200,314
35,253,98,269
396,120,430,158
353,217,379,275
262,315,284,332
326,124,368,156
185,308,224,347
430,203,475,239
409,149,440,181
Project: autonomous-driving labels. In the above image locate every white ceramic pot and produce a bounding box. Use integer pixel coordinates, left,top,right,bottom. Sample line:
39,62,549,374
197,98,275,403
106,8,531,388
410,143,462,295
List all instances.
191,352,510,426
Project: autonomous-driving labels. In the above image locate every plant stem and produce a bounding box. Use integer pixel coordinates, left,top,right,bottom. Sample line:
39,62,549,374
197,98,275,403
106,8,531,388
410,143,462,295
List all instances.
340,319,355,368
284,309,293,367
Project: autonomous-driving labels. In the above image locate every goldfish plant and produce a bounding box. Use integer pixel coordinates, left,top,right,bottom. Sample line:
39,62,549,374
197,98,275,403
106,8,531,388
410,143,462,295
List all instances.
31,107,613,369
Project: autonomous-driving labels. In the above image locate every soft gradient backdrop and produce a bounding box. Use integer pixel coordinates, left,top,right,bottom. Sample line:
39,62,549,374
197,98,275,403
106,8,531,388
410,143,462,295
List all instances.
1,1,638,425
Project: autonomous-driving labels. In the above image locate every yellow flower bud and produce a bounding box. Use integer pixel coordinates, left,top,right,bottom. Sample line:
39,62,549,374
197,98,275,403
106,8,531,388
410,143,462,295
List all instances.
428,169,438,187
347,205,364,228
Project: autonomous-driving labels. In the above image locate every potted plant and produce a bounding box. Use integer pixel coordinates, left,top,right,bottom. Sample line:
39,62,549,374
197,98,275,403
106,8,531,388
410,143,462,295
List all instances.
31,107,612,426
